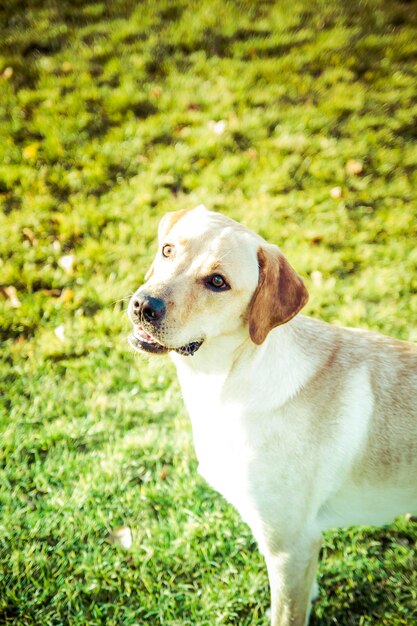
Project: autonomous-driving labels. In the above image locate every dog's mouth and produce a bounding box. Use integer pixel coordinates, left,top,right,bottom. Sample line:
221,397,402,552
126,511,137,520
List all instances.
129,325,203,357
129,325,168,355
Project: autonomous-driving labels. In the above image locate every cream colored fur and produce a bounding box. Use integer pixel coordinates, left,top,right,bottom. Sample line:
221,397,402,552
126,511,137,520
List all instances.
129,206,417,626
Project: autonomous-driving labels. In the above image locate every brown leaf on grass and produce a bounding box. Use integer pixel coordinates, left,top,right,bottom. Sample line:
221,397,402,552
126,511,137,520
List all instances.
22,143,40,160
330,186,343,199
60,287,74,303
42,289,62,297
2,67,13,80
1,286,21,308
246,148,257,161
309,235,324,245
208,120,227,135
311,271,323,287
346,159,364,176
107,526,132,549
54,325,66,342
42,288,74,301
150,86,162,98
58,254,75,274
22,227,38,246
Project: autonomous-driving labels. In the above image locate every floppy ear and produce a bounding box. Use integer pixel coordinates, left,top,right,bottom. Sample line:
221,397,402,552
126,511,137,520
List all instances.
249,246,309,345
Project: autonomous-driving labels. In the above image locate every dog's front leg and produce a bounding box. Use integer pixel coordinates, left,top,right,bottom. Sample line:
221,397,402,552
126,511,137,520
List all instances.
264,536,321,626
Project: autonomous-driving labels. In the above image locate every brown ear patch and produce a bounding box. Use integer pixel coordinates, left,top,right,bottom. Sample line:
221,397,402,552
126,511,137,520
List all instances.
249,246,309,345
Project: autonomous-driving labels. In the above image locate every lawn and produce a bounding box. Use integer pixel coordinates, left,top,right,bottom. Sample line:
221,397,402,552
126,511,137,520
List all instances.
0,0,416,624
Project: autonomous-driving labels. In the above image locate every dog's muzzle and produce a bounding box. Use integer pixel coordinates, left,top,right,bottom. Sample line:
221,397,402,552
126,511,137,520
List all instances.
128,292,203,357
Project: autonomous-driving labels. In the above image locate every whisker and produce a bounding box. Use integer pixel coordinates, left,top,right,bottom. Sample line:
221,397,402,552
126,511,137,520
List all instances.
112,292,134,305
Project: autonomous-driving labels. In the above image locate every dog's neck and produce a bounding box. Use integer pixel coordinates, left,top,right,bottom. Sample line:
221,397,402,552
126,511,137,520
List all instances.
170,316,321,410
171,328,253,377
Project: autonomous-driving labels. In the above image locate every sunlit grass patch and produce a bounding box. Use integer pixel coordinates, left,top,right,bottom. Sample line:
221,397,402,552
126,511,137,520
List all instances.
1,0,416,624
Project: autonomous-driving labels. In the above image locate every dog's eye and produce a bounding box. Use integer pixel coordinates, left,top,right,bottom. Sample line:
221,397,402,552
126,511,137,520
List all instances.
162,244,174,258
205,274,230,292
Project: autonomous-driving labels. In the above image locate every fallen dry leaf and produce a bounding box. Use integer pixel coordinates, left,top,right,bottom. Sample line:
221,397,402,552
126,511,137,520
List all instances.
208,120,227,135
330,186,343,199
54,325,66,342
60,287,74,303
22,227,38,246
311,271,323,287
1,286,21,308
150,86,162,98
58,254,75,274
309,235,324,245
42,289,62,297
107,526,132,549
346,159,364,176
2,67,13,79
22,143,40,160
246,148,257,160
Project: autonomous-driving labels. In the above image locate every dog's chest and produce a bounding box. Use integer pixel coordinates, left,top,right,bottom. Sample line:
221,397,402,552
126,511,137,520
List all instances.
193,404,249,488
177,370,255,504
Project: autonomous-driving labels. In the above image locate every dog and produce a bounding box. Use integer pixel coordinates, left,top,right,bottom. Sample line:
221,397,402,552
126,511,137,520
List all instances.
128,205,417,626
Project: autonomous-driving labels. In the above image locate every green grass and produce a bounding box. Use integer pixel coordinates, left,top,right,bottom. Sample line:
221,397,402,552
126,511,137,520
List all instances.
1,0,417,624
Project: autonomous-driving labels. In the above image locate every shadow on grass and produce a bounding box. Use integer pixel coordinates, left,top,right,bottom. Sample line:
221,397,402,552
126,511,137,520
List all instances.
311,523,417,625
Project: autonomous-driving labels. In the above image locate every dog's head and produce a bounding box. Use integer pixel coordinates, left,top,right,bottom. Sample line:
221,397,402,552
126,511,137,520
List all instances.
128,205,308,356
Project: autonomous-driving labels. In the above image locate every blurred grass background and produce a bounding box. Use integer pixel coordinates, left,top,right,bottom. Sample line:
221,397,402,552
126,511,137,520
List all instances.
1,0,417,624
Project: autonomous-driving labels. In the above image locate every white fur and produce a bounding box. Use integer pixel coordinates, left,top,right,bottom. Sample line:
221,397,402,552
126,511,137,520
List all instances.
130,207,417,626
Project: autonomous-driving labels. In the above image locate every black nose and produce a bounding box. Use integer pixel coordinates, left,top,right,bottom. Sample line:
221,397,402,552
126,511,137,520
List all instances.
132,293,166,324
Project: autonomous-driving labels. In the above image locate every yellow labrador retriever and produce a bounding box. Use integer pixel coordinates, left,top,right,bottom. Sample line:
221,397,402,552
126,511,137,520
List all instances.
128,205,417,626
